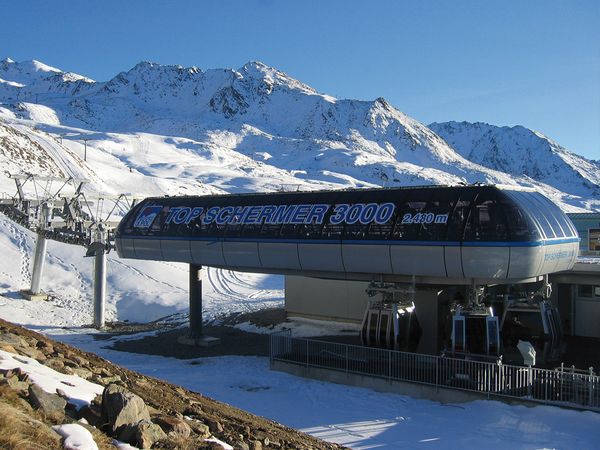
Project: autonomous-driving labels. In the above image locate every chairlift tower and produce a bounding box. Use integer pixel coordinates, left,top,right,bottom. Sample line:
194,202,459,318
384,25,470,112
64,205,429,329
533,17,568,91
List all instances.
1,173,136,329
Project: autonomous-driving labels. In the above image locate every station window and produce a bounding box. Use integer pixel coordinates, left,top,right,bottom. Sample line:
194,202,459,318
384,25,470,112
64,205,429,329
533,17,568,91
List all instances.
259,222,283,239
578,285,593,298
529,193,566,238
463,193,509,242
240,221,262,238
500,190,548,241
518,192,555,239
342,220,368,240
392,190,458,241
589,229,600,251
445,199,471,241
503,205,540,241
154,206,174,235
366,219,396,240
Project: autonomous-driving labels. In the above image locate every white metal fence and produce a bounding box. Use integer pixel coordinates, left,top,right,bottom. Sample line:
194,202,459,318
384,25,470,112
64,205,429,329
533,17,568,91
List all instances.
269,332,600,411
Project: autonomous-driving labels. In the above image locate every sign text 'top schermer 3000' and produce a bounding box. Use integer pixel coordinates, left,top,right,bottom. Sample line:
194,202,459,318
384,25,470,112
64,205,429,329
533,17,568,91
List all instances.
131,202,430,229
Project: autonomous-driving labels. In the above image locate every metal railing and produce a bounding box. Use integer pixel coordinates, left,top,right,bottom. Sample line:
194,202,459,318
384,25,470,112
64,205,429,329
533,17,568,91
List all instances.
270,332,600,411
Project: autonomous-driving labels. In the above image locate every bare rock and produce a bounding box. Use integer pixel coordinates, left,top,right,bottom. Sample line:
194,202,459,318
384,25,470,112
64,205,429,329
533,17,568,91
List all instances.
61,365,74,375
154,414,192,439
119,419,168,449
235,441,250,450
1,375,31,394
71,367,93,380
78,403,104,428
187,420,211,438
24,336,39,348
0,343,17,353
137,419,168,448
45,358,65,371
71,355,90,367
102,375,122,384
206,417,224,433
102,383,151,434
0,332,26,347
63,358,80,368
18,345,47,361
250,440,263,450
0,368,15,378
28,384,66,418
15,367,30,382
36,340,54,355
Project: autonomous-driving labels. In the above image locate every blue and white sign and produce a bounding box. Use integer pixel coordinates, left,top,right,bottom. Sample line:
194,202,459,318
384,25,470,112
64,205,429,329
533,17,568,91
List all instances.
153,202,400,227
133,205,162,229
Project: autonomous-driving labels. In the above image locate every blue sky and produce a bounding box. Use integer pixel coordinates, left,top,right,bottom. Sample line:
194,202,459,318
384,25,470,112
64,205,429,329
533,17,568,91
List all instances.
2,0,599,159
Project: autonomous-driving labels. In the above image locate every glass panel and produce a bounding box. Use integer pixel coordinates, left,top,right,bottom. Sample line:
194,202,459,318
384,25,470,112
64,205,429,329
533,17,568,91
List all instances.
588,229,600,252
452,316,465,351
503,190,550,239
391,187,461,241
529,193,565,238
368,313,378,345
463,190,509,241
503,204,540,241
466,317,487,354
503,311,545,337
486,317,500,354
445,189,478,241
379,314,389,346
539,194,578,238
524,192,555,238
578,285,593,297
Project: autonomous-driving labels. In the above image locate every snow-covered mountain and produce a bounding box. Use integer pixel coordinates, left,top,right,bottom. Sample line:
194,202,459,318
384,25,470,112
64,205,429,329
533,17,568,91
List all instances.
0,57,598,211
430,121,600,200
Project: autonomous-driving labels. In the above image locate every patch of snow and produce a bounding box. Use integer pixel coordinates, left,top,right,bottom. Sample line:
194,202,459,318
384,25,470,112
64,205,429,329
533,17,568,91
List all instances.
235,316,360,337
0,350,104,409
52,423,99,450
204,437,234,450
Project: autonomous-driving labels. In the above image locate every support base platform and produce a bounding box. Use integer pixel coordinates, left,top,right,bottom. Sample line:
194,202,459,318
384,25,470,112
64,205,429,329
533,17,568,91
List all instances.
177,335,221,347
20,289,48,301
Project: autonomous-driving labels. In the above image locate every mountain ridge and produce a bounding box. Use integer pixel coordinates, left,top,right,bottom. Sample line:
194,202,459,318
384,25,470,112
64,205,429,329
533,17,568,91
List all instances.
0,58,598,211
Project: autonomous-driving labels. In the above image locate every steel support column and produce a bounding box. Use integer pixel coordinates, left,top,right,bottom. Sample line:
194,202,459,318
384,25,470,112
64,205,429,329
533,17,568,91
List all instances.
30,233,47,295
178,265,219,346
93,248,107,329
189,263,203,337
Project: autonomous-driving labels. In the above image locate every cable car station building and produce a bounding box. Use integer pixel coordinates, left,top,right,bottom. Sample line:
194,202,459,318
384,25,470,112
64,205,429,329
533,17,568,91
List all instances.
115,185,595,364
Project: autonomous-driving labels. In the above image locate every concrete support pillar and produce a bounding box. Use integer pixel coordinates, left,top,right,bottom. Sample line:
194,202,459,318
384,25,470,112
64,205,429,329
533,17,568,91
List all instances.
93,248,107,329
189,263,203,337
30,233,47,295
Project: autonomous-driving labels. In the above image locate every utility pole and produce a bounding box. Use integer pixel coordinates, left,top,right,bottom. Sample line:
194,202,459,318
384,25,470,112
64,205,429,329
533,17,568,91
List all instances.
82,138,89,161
